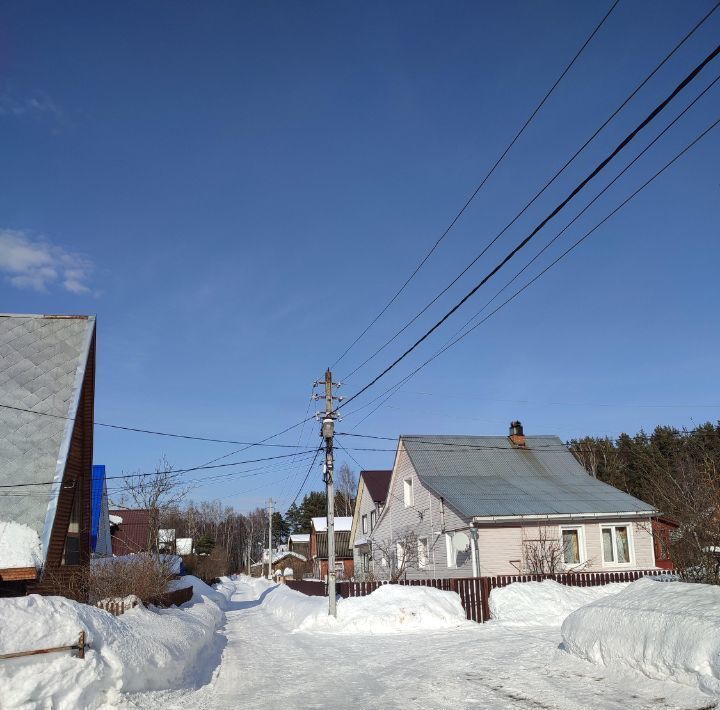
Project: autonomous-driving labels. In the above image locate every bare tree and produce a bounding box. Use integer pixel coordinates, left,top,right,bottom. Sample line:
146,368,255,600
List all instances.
373,529,420,582
117,456,190,551
336,463,357,517
521,527,584,574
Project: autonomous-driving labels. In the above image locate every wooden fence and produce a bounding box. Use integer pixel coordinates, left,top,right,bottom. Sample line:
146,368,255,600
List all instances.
95,585,194,617
293,569,666,623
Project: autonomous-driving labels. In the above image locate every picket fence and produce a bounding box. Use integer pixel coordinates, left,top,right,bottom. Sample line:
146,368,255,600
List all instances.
287,569,666,623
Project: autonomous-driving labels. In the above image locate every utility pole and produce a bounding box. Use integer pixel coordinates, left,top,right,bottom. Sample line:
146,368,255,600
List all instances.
321,368,340,617
267,498,274,581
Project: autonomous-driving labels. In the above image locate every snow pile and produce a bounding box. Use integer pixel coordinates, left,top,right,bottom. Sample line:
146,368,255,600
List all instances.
489,580,628,626
0,520,42,568
562,577,720,696
0,577,231,709
260,582,469,633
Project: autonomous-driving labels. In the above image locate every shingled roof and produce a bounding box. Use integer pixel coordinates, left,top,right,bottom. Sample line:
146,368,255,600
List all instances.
401,434,655,520
0,314,96,568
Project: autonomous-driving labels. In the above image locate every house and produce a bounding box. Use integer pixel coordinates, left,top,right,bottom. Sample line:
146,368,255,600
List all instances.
368,422,659,579
249,550,309,579
310,516,354,580
109,508,152,556
91,465,112,556
349,470,392,578
0,314,96,598
288,533,310,558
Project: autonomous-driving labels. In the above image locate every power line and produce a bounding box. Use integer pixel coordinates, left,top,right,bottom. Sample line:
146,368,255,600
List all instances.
289,445,324,507
0,402,314,450
339,111,720,428
0,449,317,490
330,0,621,369
339,3,720,382
338,42,720,412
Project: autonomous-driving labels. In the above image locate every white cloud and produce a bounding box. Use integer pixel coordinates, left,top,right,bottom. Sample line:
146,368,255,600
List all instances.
0,93,63,121
0,230,93,294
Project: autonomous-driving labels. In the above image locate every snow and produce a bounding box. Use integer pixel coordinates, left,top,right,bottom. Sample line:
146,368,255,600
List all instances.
0,575,233,709
108,514,123,525
562,576,720,696
123,577,713,710
0,520,42,568
490,579,628,626
262,581,472,633
311,516,352,532
289,533,309,542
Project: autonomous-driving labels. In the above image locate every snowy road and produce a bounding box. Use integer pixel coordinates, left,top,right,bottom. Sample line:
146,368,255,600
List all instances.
119,580,715,710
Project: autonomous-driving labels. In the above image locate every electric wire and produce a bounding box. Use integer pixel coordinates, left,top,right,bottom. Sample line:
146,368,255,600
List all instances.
337,42,720,412
339,2,720,382
330,0,622,370
339,112,720,429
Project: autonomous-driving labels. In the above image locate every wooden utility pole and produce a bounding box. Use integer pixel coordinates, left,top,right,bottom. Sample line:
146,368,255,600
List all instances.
267,498,274,580
322,368,338,617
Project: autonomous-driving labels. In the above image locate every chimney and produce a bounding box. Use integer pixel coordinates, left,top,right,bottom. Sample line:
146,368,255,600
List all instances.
509,420,526,447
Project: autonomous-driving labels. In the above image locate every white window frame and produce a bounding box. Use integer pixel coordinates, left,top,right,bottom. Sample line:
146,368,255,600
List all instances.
417,536,429,569
600,524,634,567
396,541,406,569
445,533,457,569
370,510,376,530
362,514,367,535
403,477,414,507
559,525,586,568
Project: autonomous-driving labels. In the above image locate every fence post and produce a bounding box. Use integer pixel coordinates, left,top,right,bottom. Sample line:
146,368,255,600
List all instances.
77,631,85,660
480,577,491,622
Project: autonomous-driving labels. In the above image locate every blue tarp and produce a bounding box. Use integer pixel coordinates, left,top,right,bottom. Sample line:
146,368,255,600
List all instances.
91,464,106,552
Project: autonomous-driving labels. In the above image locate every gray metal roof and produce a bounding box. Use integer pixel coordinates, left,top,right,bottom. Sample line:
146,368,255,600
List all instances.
0,314,95,562
401,434,655,519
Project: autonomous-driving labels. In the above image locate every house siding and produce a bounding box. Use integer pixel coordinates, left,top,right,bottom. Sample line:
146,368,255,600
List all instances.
370,443,476,579
476,518,657,575
352,479,378,577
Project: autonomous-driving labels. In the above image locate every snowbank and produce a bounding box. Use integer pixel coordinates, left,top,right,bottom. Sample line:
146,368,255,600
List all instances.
562,577,720,696
259,582,469,633
489,580,628,626
0,520,42,568
0,576,232,709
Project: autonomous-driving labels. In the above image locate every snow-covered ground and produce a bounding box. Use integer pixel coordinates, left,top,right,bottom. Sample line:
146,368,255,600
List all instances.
117,577,715,710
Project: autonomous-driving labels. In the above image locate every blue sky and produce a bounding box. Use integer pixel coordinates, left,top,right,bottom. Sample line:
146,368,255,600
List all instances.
1,1,719,513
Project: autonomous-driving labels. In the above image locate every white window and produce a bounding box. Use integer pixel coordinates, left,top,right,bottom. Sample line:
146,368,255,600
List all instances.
362,514,367,534
370,510,376,530
602,525,631,564
403,477,414,507
561,527,583,565
417,536,429,568
445,533,456,569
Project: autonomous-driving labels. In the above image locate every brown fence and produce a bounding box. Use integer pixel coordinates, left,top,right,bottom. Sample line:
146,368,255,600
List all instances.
299,569,666,623
285,580,327,597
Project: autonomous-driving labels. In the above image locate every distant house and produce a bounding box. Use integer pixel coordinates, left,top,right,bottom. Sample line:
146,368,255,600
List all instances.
0,314,96,598
288,533,310,558
310,516,354,580
368,422,659,579
250,550,309,579
109,508,151,556
349,470,392,578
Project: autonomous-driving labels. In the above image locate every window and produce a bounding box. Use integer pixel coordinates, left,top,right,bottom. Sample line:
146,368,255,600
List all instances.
561,528,582,565
362,514,368,534
602,526,631,564
370,510,376,530
62,487,81,565
445,533,456,569
417,536,429,568
403,477,414,507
